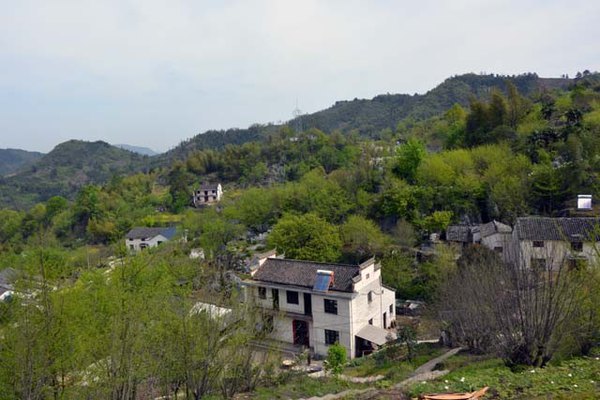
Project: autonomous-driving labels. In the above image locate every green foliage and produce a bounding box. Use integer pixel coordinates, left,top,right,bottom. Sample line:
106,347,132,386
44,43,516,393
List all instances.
325,343,347,375
267,213,342,262
340,215,388,263
393,138,426,182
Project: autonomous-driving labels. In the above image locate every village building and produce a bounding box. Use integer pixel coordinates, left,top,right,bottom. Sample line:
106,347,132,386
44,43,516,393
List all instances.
475,220,513,261
243,253,396,359
192,183,223,206
512,217,600,270
125,227,177,251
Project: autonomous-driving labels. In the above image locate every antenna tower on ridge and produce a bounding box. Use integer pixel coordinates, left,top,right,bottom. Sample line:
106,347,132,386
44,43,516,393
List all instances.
292,98,303,133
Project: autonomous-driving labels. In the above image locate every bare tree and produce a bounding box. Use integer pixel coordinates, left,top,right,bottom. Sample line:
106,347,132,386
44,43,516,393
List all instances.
438,244,587,367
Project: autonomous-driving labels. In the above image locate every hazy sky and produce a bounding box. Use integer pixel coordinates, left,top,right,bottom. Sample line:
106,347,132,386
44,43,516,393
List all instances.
1,0,598,153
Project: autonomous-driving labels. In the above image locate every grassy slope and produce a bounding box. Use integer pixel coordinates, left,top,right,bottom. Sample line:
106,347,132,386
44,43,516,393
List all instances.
408,353,600,399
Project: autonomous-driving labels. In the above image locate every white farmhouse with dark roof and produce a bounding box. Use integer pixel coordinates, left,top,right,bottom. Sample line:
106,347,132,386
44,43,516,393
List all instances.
125,227,177,251
243,252,396,359
512,217,600,270
192,183,223,207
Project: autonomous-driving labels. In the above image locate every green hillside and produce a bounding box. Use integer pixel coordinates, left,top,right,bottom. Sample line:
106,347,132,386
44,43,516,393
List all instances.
0,148,44,176
0,140,150,208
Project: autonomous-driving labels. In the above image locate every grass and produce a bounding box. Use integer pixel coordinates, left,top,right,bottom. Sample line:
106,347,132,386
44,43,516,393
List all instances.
408,354,600,399
343,343,446,381
251,374,364,399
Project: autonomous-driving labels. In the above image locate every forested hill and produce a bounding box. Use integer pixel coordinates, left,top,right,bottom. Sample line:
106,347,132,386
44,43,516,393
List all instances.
296,73,570,135
159,73,572,163
0,148,44,176
0,140,150,209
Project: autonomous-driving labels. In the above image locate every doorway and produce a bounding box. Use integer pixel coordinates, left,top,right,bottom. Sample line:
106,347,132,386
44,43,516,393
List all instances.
293,320,309,346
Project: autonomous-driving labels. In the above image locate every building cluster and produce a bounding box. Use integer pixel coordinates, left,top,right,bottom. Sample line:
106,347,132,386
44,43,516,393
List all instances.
446,216,600,270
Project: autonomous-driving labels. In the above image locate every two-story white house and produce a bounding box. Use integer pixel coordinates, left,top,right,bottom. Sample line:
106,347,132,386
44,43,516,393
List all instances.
243,253,396,359
192,183,223,207
512,217,600,270
125,227,177,251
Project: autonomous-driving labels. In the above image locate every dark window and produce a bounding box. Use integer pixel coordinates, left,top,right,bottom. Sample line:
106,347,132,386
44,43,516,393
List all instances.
367,291,373,303
368,318,373,325
324,329,339,345
533,241,544,248
531,258,546,271
389,304,394,314
568,258,587,270
324,299,338,314
494,246,503,253
286,290,299,304
258,287,266,299
571,241,583,252
129,245,134,250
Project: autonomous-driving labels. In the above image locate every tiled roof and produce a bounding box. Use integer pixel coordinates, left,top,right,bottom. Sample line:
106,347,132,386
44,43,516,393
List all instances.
479,220,512,238
199,183,220,191
515,217,600,241
126,227,177,240
446,225,473,242
252,258,360,293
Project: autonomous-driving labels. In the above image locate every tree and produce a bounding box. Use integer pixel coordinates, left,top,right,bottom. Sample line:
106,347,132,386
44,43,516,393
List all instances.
340,215,388,263
267,213,342,262
393,138,426,183
325,343,347,375
438,246,587,367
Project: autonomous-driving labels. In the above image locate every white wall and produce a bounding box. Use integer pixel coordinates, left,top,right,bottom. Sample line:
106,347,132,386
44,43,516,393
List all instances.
125,234,169,252
517,239,600,270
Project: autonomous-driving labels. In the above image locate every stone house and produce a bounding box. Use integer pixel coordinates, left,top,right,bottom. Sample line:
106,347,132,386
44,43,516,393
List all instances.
243,253,396,359
512,217,600,270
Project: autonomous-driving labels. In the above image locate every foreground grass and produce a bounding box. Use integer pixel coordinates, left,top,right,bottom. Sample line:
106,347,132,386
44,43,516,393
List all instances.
251,374,365,399
344,343,446,381
408,355,600,399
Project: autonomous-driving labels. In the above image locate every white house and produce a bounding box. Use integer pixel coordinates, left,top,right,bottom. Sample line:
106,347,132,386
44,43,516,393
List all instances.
477,220,513,261
243,253,396,359
125,227,177,251
512,217,600,270
192,183,223,207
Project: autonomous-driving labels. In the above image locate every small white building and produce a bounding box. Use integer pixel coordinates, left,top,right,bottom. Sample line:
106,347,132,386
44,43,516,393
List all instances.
192,183,223,207
512,217,600,270
125,227,177,251
477,220,513,261
243,253,396,359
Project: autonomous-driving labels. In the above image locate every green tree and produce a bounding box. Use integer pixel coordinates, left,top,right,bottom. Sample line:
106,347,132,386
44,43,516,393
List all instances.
267,213,342,262
325,343,347,375
340,215,388,263
393,138,426,183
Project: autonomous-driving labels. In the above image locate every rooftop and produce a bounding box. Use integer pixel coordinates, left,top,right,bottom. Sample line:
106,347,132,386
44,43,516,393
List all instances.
126,226,177,240
251,258,362,293
515,217,600,241
479,220,512,238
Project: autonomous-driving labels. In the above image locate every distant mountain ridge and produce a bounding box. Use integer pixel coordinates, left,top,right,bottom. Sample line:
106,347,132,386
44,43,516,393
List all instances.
114,144,159,156
0,140,149,208
0,148,44,176
159,73,572,163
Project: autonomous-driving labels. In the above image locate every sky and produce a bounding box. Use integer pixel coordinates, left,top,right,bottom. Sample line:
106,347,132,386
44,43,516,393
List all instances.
0,0,598,153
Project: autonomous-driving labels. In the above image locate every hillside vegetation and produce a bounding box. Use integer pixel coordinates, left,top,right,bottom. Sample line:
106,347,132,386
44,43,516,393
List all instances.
0,148,44,176
0,140,150,209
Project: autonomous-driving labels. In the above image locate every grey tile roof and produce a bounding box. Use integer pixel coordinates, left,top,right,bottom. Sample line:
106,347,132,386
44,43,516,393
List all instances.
126,227,177,240
199,183,220,191
446,225,473,242
479,220,512,238
252,258,360,293
515,217,600,241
